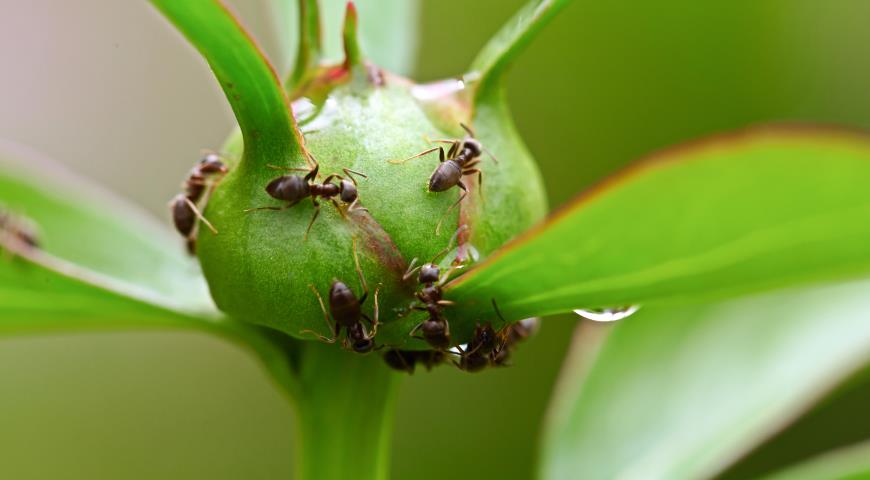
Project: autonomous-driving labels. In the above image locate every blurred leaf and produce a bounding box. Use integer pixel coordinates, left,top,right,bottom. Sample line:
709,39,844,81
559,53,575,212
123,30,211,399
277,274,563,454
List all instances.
540,279,870,480
718,363,870,479
273,0,419,76
469,0,573,104
447,127,870,322
761,441,870,480
151,0,305,165
0,141,300,397
0,140,211,313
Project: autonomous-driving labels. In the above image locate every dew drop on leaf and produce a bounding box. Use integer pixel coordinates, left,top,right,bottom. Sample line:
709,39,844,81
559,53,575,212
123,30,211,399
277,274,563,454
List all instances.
573,305,640,322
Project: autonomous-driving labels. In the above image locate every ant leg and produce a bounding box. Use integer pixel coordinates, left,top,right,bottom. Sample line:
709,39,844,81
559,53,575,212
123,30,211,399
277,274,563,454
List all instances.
427,224,470,267
409,322,424,339
300,284,338,341
345,197,368,213
491,298,508,325
183,197,218,234
447,141,460,159
322,174,339,184
361,284,381,335
303,200,321,240
351,236,369,304
463,168,484,199
388,146,441,165
434,189,468,236
460,122,475,138
304,160,320,181
342,168,367,185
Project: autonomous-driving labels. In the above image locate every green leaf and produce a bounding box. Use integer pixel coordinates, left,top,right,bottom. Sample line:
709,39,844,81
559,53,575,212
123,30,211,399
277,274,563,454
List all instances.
540,279,870,480
447,127,870,322
0,141,300,397
287,0,323,92
150,0,305,165
0,140,210,313
761,441,870,480
272,0,420,77
468,0,573,104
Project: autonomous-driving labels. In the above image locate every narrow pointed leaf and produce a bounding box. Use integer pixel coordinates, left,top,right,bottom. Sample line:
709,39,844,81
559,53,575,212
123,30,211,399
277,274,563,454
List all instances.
273,0,419,77
761,441,870,480
447,127,870,322
150,0,305,164
541,280,870,480
469,0,573,103
287,0,323,92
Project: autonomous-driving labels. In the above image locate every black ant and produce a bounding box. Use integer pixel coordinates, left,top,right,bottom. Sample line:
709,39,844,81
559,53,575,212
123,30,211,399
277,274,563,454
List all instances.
170,152,227,254
0,208,39,253
404,227,468,350
245,156,366,239
489,299,540,367
302,237,380,353
390,123,496,234
491,317,540,367
453,322,498,373
382,349,446,374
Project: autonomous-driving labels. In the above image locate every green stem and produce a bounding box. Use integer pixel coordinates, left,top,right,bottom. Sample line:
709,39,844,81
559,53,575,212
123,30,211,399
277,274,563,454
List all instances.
293,342,400,480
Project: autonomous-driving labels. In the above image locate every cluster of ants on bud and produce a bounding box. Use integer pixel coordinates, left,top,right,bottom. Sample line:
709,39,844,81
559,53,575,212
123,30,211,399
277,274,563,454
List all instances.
167,123,535,373
383,231,538,374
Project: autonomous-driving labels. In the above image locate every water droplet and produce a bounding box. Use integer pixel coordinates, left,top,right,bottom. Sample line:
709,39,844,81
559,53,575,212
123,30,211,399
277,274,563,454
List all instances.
573,305,640,322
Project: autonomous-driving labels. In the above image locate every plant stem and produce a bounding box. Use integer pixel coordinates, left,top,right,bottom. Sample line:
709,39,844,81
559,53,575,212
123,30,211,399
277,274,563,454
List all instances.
292,341,400,480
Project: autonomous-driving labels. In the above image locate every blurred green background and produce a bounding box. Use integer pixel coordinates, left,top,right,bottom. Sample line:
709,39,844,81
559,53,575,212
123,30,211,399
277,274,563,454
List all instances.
1,0,870,478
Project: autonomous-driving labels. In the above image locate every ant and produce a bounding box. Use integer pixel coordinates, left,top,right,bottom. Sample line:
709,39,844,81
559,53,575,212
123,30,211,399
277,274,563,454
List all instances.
491,317,540,367
390,123,497,235
170,152,227,254
302,237,380,353
404,227,469,350
382,349,446,374
0,208,39,253
453,322,498,373
245,156,367,240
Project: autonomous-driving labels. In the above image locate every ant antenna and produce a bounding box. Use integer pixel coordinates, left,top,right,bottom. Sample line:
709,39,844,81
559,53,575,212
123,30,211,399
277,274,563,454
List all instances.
388,146,441,165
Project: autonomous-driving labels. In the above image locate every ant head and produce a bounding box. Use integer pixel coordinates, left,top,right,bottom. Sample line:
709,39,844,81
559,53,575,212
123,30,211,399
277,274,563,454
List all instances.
351,337,375,354
472,322,497,355
266,175,309,202
339,179,358,203
199,153,227,173
463,138,482,158
418,263,440,284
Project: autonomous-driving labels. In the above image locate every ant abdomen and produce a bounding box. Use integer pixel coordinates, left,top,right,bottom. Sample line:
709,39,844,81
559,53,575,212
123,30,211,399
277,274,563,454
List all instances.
428,161,462,192
266,175,309,202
